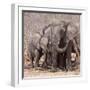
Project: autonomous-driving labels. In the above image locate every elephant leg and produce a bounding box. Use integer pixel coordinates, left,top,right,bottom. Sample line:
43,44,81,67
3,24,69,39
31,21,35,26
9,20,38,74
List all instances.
57,53,59,68
50,51,57,72
66,58,71,71
41,53,47,68
63,53,66,70
59,54,65,70
30,58,34,68
34,49,40,68
29,53,34,68
46,52,52,67
66,41,73,71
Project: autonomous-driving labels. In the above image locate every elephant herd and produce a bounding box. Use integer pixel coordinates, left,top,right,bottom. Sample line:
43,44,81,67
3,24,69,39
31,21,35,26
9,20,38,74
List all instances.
28,21,80,72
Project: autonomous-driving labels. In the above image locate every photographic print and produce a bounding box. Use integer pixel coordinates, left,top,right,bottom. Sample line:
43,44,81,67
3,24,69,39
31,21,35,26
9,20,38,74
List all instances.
22,10,80,79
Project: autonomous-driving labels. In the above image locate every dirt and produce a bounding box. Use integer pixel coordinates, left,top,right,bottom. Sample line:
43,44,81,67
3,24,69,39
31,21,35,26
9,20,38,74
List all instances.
24,67,80,79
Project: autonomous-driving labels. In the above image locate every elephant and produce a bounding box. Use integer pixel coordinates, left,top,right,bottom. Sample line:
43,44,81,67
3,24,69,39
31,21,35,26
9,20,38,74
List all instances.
65,39,80,71
28,21,69,71
28,24,53,68
28,32,43,68
56,21,80,71
41,22,80,72
28,21,80,72
39,22,69,72
63,22,80,71
57,35,67,70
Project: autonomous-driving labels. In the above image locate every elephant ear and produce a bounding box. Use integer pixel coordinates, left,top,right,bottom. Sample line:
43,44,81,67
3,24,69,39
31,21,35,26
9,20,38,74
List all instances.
40,37,48,51
30,33,41,49
67,22,79,41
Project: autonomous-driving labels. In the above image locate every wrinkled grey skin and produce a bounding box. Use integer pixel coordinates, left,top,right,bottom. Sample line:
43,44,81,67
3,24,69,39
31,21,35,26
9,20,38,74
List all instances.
42,22,80,71
29,24,54,68
57,31,67,70
29,22,68,70
56,22,80,71
64,22,80,71
29,32,42,68
29,21,80,72
40,23,69,71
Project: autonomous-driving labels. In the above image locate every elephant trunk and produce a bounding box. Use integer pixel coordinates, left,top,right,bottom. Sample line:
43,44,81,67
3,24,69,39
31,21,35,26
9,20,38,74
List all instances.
56,43,68,53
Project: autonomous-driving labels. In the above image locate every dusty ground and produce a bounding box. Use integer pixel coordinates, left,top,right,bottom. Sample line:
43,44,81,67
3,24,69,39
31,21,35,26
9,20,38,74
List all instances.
24,66,80,79
24,53,80,79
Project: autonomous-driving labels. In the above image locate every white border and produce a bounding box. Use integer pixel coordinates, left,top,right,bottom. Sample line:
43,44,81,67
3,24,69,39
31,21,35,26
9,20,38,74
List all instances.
11,4,87,87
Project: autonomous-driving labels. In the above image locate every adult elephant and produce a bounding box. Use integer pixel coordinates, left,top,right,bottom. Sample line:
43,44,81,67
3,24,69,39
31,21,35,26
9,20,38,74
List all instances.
64,22,80,71
40,22,80,72
40,22,69,72
28,21,69,71
28,30,49,68
28,24,54,68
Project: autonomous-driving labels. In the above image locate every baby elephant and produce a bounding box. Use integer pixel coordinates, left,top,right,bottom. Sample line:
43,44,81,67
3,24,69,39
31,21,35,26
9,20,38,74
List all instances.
65,39,79,71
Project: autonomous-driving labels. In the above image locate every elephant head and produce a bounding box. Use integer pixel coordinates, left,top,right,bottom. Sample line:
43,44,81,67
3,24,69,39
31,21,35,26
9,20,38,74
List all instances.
52,22,69,54
65,22,79,43
57,22,80,53
62,22,80,71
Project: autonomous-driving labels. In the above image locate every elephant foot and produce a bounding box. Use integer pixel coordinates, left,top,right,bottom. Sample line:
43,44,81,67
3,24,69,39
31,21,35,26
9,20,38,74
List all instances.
41,63,48,69
61,68,66,71
34,63,39,68
49,67,57,72
35,67,44,70
34,67,40,70
30,64,34,68
34,64,39,70
65,69,68,72
59,66,66,71
66,66,72,72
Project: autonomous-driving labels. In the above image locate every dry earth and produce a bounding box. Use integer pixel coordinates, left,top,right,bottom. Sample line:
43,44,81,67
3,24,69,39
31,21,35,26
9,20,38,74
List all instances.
24,66,80,79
